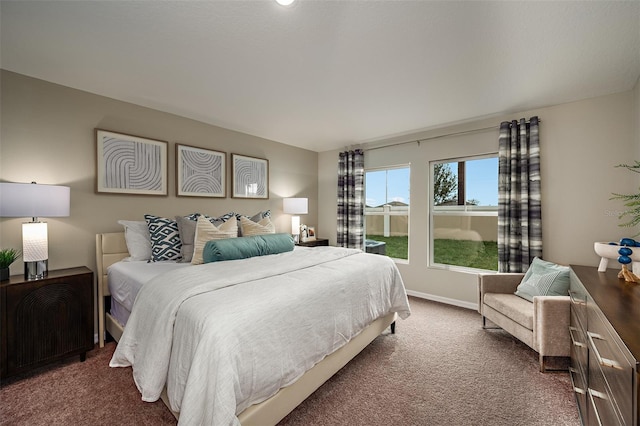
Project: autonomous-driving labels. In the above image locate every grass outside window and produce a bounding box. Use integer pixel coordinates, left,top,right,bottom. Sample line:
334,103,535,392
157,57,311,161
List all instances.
366,235,498,271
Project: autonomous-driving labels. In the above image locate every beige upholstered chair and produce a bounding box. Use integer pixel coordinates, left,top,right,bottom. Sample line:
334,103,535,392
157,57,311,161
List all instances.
478,273,571,372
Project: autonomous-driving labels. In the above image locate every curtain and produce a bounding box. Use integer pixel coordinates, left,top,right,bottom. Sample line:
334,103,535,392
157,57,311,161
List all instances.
337,149,365,250
498,116,542,272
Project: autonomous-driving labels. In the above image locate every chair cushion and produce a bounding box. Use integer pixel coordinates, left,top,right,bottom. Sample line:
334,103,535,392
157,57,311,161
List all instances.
483,293,534,331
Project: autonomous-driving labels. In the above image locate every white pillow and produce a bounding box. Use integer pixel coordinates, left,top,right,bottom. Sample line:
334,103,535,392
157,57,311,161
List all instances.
191,216,238,265
239,216,275,237
117,220,152,261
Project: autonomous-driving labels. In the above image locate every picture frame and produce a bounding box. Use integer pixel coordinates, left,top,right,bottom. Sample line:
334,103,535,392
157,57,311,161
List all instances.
231,154,269,199
176,144,226,198
305,226,316,242
96,129,168,195
300,224,316,243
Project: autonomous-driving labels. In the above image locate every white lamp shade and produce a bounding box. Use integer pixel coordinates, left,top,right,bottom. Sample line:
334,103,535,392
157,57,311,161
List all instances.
22,222,48,261
283,198,308,215
0,182,70,218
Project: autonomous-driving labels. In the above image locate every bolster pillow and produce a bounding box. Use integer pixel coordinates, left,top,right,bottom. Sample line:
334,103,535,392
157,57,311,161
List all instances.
203,233,295,263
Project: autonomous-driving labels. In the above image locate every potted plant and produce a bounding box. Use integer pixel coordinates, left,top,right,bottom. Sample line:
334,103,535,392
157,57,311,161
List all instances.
0,248,21,281
611,160,640,236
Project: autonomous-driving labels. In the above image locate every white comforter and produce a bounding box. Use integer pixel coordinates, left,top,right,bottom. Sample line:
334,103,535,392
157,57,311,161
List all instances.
110,246,411,426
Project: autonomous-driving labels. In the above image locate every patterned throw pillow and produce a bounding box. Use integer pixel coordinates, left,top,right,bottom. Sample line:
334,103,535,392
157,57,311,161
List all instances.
514,257,570,302
145,213,198,262
202,212,236,227
191,216,238,265
239,215,275,237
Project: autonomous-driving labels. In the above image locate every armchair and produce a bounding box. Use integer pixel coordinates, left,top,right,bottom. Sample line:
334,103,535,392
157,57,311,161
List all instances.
478,273,571,372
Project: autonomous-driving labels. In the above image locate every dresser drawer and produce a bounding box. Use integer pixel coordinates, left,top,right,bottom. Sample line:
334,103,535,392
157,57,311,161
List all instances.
570,308,588,368
588,354,625,426
587,307,635,425
569,270,588,328
570,365,588,421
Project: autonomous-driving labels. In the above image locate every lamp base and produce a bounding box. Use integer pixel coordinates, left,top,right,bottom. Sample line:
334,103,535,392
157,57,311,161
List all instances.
24,260,48,280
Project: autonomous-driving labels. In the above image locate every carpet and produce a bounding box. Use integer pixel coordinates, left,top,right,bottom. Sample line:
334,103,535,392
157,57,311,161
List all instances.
0,297,580,425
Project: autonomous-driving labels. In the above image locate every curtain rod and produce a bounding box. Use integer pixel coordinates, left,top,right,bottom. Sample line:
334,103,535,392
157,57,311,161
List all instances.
363,119,540,152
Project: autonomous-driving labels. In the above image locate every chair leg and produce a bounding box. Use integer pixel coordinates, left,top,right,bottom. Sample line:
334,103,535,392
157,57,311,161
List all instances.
481,316,500,330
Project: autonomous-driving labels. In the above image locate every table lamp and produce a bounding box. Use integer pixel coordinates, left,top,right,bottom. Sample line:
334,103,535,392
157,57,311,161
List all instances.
0,182,70,280
283,198,308,243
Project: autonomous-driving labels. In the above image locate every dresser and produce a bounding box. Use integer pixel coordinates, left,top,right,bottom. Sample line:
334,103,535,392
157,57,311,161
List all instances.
1,267,94,378
569,265,639,426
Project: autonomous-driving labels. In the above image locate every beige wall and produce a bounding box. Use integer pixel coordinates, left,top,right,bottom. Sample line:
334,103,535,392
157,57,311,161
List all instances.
319,89,639,308
0,71,318,304
635,76,640,160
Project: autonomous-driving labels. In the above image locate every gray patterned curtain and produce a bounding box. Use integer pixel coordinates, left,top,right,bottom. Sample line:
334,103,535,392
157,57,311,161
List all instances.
498,117,542,272
337,149,365,250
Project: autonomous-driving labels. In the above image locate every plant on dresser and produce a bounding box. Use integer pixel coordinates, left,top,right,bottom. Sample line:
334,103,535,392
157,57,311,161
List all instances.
0,248,21,281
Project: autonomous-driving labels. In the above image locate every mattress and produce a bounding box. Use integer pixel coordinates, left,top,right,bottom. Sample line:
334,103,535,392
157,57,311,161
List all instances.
107,260,190,326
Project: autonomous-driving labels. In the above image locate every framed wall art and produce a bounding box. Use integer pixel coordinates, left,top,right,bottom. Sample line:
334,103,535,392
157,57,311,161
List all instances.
96,129,168,195
176,144,226,198
231,154,269,199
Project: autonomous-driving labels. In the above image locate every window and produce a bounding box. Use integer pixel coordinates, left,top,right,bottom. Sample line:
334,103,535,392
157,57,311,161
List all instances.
430,156,498,271
365,166,410,260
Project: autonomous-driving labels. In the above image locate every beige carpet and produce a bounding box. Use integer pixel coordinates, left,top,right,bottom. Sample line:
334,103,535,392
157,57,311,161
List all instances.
0,297,580,425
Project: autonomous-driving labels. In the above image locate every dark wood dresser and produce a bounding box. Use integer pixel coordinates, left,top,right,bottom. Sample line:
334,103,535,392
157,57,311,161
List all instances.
569,265,639,425
1,267,94,379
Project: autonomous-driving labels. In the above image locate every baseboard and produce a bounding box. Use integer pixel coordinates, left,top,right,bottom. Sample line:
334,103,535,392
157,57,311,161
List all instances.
406,289,477,311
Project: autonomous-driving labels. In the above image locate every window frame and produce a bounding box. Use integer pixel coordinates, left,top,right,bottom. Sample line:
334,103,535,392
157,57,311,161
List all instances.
428,153,498,272
364,164,411,263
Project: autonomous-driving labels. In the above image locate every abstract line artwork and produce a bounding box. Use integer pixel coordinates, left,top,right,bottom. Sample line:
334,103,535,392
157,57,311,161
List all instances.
96,129,168,195
231,154,269,199
176,144,226,198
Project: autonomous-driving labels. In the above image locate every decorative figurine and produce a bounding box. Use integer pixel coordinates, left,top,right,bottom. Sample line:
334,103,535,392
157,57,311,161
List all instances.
617,238,639,283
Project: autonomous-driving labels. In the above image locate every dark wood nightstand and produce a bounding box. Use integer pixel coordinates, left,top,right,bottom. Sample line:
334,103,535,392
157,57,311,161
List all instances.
1,267,94,379
297,238,329,247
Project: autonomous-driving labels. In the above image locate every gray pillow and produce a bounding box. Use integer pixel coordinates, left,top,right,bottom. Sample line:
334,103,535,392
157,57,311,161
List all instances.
514,257,570,302
175,216,197,263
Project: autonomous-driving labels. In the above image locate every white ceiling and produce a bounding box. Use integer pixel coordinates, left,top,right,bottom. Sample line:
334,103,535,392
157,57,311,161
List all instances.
2,1,639,152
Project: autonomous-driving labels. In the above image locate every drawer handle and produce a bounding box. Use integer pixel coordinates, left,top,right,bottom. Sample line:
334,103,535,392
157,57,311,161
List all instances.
568,326,586,348
587,331,623,370
569,291,586,305
588,388,607,426
569,368,586,395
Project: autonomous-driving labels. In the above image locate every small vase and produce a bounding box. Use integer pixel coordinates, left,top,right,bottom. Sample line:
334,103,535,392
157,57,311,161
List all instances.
0,268,9,282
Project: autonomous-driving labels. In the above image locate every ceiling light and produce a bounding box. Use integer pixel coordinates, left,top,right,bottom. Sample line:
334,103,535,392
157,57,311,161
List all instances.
276,0,296,6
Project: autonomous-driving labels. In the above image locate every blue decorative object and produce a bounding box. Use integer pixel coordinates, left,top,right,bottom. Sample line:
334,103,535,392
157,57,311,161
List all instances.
618,255,632,265
619,247,633,256
620,237,636,247
615,237,639,283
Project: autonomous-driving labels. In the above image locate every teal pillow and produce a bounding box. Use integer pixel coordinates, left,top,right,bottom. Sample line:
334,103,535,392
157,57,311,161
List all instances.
514,257,570,302
203,233,294,263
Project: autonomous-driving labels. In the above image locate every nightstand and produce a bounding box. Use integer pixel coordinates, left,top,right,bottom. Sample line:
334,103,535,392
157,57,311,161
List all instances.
1,267,94,379
297,238,329,247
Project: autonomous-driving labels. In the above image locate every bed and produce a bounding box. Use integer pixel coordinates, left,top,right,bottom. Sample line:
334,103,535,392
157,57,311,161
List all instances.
96,231,411,425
